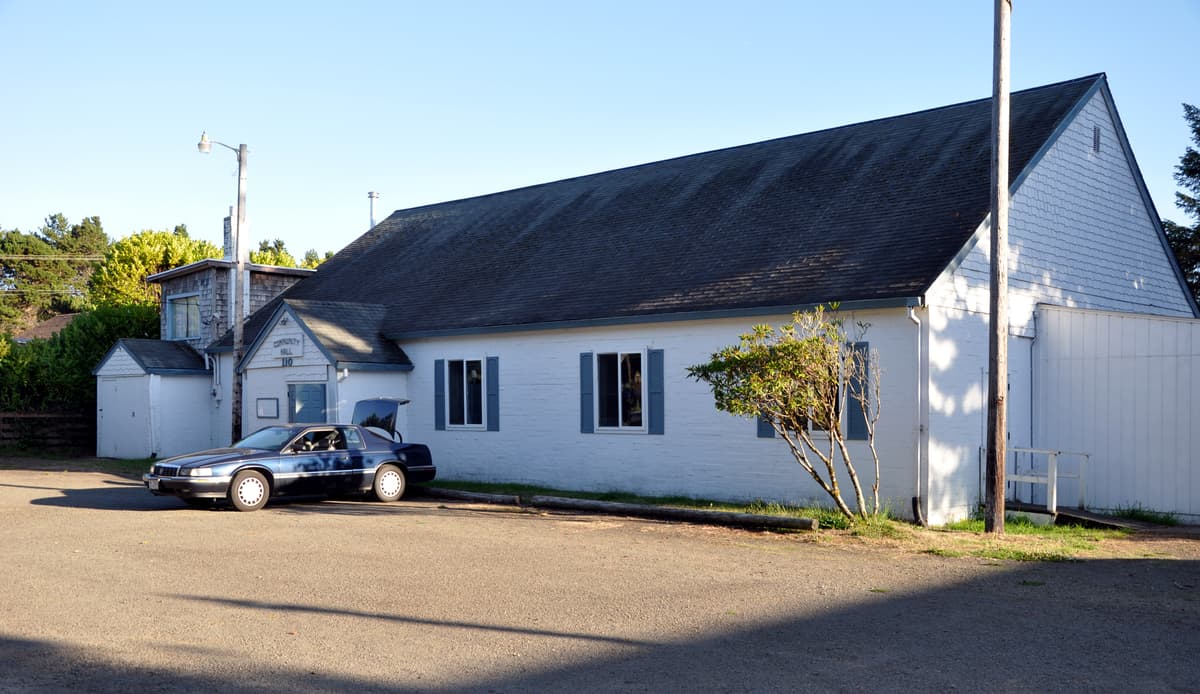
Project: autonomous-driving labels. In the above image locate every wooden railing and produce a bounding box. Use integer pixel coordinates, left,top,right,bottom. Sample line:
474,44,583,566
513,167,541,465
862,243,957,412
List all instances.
1006,447,1088,514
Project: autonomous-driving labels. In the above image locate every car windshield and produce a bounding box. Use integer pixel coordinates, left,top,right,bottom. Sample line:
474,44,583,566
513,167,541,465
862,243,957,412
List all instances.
235,427,297,451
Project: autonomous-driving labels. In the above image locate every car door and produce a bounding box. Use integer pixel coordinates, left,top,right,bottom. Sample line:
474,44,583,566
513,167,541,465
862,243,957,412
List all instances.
330,426,369,493
281,428,345,495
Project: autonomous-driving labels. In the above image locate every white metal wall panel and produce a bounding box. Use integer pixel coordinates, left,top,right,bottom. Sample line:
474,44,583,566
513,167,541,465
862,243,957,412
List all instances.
1036,305,1199,520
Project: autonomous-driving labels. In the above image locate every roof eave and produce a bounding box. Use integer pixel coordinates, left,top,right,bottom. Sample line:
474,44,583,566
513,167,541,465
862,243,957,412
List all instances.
386,297,922,340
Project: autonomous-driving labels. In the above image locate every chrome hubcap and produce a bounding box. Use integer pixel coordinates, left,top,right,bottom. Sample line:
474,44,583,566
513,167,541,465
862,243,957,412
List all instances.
379,470,401,497
237,477,266,506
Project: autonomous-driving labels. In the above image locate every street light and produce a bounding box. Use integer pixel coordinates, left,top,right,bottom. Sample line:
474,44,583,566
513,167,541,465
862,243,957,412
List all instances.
197,131,248,444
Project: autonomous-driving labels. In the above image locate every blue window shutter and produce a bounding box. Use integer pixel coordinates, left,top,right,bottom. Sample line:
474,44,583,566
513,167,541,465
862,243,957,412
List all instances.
847,342,869,441
647,349,664,435
579,352,594,434
757,415,775,438
486,356,499,432
434,359,446,431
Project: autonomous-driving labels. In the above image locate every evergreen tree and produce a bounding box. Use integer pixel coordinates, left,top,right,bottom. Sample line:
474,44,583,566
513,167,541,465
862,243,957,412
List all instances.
1164,103,1200,303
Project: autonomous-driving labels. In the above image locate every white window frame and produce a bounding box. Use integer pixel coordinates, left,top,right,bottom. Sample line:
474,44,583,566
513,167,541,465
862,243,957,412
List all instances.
166,292,201,341
593,349,647,433
445,357,487,430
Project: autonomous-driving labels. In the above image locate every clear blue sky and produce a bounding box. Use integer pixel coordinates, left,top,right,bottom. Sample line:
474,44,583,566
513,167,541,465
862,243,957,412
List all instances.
1,1,1197,258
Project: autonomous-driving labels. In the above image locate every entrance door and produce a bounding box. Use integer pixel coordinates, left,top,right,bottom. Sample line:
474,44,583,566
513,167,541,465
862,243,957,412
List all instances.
288,383,327,423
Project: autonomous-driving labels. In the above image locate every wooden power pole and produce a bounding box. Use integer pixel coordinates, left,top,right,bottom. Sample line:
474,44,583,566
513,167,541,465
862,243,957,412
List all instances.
985,0,1012,534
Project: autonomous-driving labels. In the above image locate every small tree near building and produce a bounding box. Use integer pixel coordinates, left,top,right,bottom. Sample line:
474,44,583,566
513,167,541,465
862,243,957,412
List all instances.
687,306,882,520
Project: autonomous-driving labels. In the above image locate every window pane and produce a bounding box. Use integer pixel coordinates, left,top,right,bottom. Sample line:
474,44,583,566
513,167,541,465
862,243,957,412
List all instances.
621,353,642,427
466,359,483,425
597,353,618,427
185,298,200,337
448,360,465,426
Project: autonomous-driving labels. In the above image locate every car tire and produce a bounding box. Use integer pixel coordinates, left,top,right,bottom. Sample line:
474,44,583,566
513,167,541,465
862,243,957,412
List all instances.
373,464,406,502
229,470,270,512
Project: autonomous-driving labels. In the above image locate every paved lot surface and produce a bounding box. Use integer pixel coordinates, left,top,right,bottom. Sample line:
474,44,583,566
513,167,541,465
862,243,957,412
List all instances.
1,467,1198,693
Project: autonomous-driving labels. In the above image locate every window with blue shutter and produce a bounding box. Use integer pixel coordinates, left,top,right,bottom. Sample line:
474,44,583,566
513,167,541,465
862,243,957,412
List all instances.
579,352,594,433
846,342,870,441
437,357,496,430
434,359,445,431
581,348,663,434
647,348,664,435
757,415,775,438
486,356,499,431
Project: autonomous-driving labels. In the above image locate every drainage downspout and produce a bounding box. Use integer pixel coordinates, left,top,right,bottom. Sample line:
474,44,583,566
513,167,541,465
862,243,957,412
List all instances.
908,305,928,527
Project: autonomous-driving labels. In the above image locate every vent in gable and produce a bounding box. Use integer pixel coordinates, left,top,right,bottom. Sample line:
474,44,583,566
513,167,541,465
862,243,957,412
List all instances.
1092,125,1101,154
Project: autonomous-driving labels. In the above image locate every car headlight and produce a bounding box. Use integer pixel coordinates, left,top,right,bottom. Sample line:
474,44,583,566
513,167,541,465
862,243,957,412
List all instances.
186,468,214,477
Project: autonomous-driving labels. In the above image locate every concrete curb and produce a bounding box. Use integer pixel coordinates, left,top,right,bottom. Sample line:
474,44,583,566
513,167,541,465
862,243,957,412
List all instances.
418,487,818,531
420,487,522,506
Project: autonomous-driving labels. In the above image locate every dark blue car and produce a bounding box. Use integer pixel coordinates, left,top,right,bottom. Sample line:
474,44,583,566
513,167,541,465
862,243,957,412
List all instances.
143,422,435,511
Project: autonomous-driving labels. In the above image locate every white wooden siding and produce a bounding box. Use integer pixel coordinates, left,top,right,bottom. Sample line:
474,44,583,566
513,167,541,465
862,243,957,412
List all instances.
922,87,1196,524
395,311,920,512
1035,305,1200,521
94,346,144,377
935,89,1193,336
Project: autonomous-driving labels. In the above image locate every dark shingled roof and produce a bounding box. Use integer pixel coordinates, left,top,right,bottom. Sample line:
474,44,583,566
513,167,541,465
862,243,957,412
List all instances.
95,339,207,375
235,74,1103,345
278,300,412,367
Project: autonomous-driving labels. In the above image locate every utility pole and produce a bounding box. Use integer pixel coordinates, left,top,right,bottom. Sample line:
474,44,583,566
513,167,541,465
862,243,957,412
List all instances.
985,0,1012,534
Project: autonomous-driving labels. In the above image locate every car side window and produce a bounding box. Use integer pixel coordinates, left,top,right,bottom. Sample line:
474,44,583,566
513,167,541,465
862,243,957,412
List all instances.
293,429,339,452
341,427,364,450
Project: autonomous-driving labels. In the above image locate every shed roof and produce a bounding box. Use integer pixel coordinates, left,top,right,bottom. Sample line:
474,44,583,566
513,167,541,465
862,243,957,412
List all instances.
94,339,208,375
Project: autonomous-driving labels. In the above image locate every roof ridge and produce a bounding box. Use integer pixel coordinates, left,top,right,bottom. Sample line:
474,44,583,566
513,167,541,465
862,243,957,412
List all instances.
376,74,1106,221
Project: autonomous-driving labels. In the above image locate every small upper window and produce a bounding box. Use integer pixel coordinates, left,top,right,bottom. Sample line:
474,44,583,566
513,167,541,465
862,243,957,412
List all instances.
169,294,201,340
447,359,484,427
597,352,643,429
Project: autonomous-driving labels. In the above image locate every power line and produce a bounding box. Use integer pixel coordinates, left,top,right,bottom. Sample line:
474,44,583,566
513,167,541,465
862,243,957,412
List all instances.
0,255,104,261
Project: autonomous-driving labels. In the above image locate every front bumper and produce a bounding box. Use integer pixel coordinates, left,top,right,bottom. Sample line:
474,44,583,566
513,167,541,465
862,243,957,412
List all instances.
143,473,232,499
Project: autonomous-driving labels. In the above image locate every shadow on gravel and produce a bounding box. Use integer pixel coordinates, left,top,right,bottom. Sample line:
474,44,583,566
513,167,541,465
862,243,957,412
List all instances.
27,484,182,511
3,557,1198,693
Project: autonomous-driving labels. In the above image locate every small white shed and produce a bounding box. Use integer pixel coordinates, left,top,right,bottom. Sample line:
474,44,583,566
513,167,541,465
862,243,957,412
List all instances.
94,339,213,459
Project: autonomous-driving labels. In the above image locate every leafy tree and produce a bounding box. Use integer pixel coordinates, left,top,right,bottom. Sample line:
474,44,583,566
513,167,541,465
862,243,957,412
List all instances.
0,214,110,334
687,306,882,520
250,239,333,269
88,226,221,306
1164,103,1200,304
250,238,298,267
0,304,158,412
38,214,109,311
302,249,334,269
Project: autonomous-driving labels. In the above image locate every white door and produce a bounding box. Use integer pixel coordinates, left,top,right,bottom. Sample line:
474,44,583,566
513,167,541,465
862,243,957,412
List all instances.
97,376,151,459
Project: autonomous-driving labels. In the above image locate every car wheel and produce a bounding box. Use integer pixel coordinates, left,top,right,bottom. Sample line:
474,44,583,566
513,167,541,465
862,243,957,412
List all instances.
373,464,406,502
229,470,270,512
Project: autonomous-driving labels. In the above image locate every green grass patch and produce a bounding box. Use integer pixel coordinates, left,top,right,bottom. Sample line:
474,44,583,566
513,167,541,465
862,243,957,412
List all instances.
1112,504,1179,526
939,514,1126,541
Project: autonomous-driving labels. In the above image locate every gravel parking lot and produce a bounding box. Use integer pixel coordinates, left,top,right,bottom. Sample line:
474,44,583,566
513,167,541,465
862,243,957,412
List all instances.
1,466,1198,692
